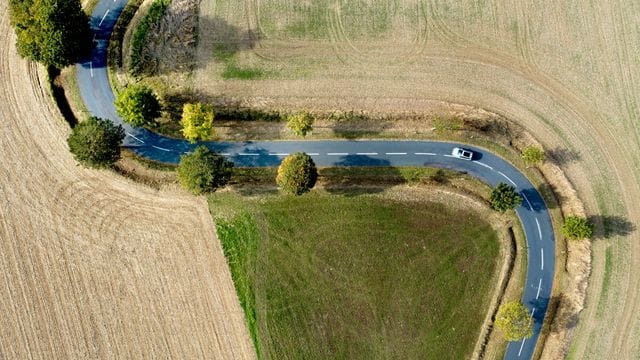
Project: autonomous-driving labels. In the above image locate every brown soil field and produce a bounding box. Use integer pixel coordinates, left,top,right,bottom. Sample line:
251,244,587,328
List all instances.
190,1,640,358
0,5,255,359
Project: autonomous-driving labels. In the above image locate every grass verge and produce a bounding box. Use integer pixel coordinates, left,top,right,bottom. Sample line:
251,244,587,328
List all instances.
209,191,501,359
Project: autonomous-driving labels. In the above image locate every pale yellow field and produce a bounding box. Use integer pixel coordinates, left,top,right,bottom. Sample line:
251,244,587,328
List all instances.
0,3,255,358
193,1,640,358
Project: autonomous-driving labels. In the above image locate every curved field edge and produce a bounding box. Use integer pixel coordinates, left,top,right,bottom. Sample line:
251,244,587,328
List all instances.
209,190,505,359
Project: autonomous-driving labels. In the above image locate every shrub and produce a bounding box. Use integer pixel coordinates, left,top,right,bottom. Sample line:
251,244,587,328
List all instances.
181,103,215,143
561,215,594,240
522,146,545,166
107,0,144,69
177,146,233,195
286,111,314,137
495,301,533,341
114,84,161,126
129,0,169,75
490,182,522,212
9,0,92,69
433,116,464,133
67,117,124,168
276,153,318,195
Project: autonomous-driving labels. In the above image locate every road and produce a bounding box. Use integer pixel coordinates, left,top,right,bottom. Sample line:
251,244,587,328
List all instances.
76,0,555,358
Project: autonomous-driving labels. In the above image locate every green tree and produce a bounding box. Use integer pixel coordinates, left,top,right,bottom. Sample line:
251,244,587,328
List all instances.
490,182,522,212
67,116,124,168
9,0,92,69
522,146,545,166
495,301,533,341
181,103,215,143
114,84,161,126
276,152,318,195
177,146,233,195
561,215,594,240
286,111,314,137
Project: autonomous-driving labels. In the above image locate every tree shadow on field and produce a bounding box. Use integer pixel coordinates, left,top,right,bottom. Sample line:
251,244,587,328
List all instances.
547,147,581,165
588,215,635,239
322,155,404,197
196,16,261,69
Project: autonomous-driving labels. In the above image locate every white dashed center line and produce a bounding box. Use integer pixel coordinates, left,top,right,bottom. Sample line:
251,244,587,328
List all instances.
522,193,533,210
219,153,231,156
307,153,320,156
498,171,517,186
518,339,526,356
415,152,437,155
473,160,493,170
327,153,348,156
126,132,144,143
98,9,110,27
541,248,544,270
536,278,542,299
152,145,170,152
535,218,542,240
356,152,378,156
238,153,259,156
268,153,289,156
385,152,407,155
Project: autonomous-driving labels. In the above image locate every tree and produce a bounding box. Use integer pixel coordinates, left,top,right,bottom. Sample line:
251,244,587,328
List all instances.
176,146,233,195
495,301,533,341
522,146,545,166
286,111,313,137
181,102,215,143
9,0,92,69
67,116,124,168
276,152,317,195
490,182,522,211
561,215,594,240
114,84,161,126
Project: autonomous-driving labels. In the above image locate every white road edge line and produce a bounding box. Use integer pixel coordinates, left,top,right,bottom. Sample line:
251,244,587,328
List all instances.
327,153,348,156
473,160,493,170
518,338,526,356
541,248,544,270
98,9,110,27
238,153,259,156
522,193,533,210
536,218,542,240
498,171,517,186
356,152,378,155
268,153,289,156
415,152,437,155
125,132,144,144
385,152,407,155
536,278,543,299
151,145,170,152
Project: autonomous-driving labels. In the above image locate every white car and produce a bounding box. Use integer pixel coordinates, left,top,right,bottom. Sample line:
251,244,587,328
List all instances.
451,147,474,160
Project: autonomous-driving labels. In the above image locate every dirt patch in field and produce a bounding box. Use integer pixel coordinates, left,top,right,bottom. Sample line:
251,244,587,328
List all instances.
0,6,255,359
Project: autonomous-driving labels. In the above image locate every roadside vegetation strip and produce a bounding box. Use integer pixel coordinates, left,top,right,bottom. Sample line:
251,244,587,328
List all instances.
107,0,144,70
210,192,501,359
130,0,170,75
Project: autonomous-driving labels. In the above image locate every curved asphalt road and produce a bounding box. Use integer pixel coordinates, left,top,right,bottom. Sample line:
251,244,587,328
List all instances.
77,1,555,358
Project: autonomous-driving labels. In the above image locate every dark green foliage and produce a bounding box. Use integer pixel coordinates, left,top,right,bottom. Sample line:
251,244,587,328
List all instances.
114,84,161,126
561,215,594,240
9,0,92,69
490,182,522,212
107,0,143,69
177,146,233,194
129,0,169,75
67,117,124,168
276,152,318,195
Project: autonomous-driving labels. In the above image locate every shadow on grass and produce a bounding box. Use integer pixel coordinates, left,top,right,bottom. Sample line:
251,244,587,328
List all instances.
588,214,635,239
547,147,581,165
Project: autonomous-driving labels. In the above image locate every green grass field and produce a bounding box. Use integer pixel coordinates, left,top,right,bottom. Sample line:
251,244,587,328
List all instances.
210,192,500,359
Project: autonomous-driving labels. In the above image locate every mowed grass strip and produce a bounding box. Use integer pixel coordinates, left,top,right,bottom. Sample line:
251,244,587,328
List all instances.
210,192,500,359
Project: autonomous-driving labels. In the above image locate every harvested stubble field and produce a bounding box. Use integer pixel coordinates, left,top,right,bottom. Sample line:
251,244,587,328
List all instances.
0,5,254,359
190,1,640,358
